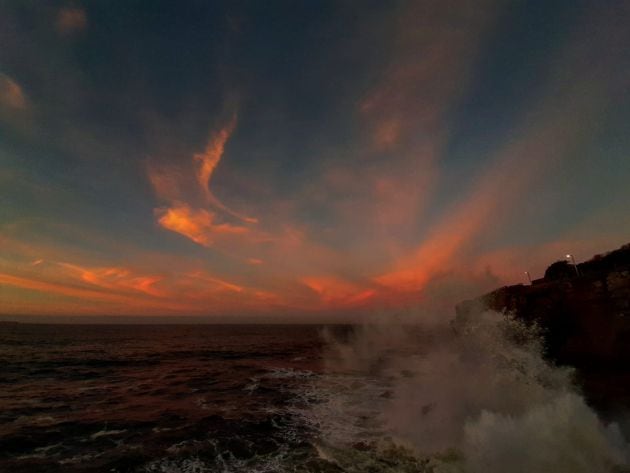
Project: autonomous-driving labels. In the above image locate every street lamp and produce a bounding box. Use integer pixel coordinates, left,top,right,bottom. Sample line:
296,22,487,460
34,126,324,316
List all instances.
524,271,532,284
566,254,580,277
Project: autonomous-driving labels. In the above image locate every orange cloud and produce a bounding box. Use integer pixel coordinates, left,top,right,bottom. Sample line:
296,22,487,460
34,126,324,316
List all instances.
371,6,629,297
0,74,27,110
302,275,376,306
375,96,611,293
156,203,249,247
0,245,289,316
185,270,244,293
0,271,204,315
56,7,87,34
194,115,258,223
58,263,165,297
0,272,135,304
149,116,260,251
375,190,496,291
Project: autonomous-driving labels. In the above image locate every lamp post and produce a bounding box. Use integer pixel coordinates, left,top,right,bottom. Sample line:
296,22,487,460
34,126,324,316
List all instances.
566,254,580,277
525,271,532,285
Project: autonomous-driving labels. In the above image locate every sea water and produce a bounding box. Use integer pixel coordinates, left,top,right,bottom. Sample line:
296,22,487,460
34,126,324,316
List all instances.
0,317,628,472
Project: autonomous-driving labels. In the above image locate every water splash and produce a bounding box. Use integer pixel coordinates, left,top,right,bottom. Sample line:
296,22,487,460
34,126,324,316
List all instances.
310,310,630,472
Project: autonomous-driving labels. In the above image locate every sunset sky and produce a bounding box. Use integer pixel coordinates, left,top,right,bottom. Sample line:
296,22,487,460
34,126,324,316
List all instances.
1,1,629,321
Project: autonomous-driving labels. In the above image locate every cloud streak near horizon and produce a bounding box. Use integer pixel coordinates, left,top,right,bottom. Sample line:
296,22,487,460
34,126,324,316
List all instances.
1,1,629,319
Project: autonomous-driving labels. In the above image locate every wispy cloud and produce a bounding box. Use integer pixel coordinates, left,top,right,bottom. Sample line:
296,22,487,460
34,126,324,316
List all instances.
369,2,630,298
150,116,259,250
2,2,627,319
58,263,165,297
194,114,258,223
375,78,623,293
302,275,376,307
0,249,259,315
0,73,27,110
0,272,125,303
148,165,185,203
359,1,496,151
55,7,87,35
184,270,244,293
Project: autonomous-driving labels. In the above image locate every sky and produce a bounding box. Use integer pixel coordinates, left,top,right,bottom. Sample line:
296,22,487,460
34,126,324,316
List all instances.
1,0,629,321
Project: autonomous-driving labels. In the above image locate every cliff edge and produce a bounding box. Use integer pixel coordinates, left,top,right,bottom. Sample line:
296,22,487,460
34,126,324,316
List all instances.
455,243,630,413
456,243,630,365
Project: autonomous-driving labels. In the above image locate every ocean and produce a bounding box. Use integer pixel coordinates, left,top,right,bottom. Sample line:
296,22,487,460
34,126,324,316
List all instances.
1,318,629,472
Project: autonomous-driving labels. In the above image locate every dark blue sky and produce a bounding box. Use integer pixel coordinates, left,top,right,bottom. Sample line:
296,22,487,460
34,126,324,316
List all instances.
1,1,629,318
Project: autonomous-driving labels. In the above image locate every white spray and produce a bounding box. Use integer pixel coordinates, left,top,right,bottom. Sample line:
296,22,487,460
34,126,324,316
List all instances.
313,308,630,472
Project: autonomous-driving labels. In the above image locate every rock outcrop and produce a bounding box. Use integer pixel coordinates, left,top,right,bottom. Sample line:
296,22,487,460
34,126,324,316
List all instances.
455,243,630,413
456,243,630,365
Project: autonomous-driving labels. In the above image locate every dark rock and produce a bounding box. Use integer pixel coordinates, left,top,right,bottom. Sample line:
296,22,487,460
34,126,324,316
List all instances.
456,243,630,365
455,242,630,413
545,260,576,281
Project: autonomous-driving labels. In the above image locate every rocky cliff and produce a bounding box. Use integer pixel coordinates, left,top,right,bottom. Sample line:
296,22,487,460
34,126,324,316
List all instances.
455,243,630,413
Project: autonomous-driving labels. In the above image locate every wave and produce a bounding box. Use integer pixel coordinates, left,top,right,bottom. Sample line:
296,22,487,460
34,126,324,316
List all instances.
305,311,630,472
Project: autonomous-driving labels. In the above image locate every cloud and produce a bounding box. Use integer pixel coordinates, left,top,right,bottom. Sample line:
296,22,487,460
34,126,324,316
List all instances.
374,94,616,294
0,74,27,110
0,272,150,306
302,275,376,307
184,270,244,293
3,2,626,319
359,0,497,151
194,114,258,223
0,239,279,316
0,270,203,315
149,116,260,250
155,203,249,247
375,186,499,291
58,263,165,297
370,3,630,297
55,7,87,35
147,165,184,203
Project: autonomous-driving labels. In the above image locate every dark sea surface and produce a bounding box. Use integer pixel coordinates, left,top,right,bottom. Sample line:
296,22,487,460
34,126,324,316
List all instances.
0,324,339,472
2,321,629,473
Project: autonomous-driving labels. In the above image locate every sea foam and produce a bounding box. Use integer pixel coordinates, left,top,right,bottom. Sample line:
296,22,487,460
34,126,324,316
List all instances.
314,310,630,472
